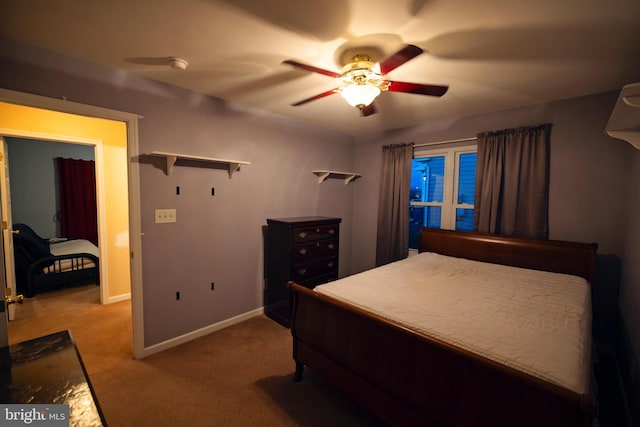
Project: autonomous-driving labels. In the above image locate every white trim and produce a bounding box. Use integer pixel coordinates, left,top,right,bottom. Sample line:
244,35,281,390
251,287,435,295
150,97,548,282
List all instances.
412,144,477,230
141,308,265,358
413,143,477,157
414,137,477,148
106,293,131,304
0,88,145,359
0,129,98,145
442,151,456,228
0,88,143,121
93,142,109,304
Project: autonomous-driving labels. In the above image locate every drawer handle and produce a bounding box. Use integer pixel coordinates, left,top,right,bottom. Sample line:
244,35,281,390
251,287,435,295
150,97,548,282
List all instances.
328,243,334,249
299,248,307,255
298,268,307,275
327,262,334,268
298,232,307,239
328,228,335,234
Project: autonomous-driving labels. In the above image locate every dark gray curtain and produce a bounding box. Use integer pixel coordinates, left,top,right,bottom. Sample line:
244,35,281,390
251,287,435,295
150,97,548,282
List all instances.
473,124,551,239
376,143,414,266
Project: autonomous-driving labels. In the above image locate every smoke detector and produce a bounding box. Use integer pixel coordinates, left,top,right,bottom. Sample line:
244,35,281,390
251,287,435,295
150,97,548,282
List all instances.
169,57,188,71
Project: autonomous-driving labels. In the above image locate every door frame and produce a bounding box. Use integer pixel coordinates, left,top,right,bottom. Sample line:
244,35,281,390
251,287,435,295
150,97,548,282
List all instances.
0,88,145,359
0,138,17,316
1,133,105,301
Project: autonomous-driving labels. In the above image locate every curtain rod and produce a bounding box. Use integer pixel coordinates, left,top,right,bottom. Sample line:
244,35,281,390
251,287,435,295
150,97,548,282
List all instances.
413,137,477,148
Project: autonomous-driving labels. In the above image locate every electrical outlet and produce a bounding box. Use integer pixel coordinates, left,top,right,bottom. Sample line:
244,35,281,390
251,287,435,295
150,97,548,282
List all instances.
155,209,177,223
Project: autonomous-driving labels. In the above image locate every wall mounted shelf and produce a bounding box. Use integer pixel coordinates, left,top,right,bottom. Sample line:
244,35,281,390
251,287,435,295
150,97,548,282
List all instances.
312,170,362,185
145,151,250,178
606,82,640,150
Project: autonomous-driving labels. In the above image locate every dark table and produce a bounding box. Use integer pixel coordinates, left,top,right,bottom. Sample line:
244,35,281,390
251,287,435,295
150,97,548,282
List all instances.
0,330,106,426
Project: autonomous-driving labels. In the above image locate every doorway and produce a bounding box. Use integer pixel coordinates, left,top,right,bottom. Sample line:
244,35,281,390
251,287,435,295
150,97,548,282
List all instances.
5,137,102,337
0,89,144,358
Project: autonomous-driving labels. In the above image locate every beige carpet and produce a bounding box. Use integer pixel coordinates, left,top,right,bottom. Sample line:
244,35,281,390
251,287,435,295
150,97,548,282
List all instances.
8,285,384,426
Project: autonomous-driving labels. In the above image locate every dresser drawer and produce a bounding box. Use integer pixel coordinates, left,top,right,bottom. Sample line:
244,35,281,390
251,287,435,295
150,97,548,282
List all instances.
292,224,338,242
291,238,338,262
290,257,338,282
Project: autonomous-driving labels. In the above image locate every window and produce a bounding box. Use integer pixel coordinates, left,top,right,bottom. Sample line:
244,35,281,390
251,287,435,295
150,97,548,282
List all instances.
409,145,477,249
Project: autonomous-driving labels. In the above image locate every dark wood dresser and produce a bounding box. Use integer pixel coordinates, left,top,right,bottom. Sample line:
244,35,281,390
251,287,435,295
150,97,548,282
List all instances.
265,216,341,327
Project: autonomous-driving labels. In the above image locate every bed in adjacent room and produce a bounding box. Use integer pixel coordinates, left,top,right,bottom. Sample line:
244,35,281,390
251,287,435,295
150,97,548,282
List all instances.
289,227,597,427
13,223,100,298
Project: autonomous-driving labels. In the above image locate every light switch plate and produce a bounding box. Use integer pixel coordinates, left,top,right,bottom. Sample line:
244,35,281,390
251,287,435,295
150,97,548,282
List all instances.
155,209,176,223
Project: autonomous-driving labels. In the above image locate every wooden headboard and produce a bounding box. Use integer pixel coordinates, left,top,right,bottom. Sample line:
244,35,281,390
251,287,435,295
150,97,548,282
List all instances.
419,228,598,284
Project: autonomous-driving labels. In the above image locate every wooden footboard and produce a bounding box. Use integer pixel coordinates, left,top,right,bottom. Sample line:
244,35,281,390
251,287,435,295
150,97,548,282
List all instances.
289,228,597,427
290,282,593,427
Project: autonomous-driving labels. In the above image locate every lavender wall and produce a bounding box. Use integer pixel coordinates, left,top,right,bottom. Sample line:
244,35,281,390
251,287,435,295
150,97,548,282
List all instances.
0,38,355,346
351,90,639,376
137,103,356,344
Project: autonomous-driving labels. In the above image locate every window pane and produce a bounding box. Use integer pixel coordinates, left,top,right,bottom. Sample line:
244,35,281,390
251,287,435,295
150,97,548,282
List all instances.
457,153,476,205
411,157,445,203
409,205,442,249
455,208,474,231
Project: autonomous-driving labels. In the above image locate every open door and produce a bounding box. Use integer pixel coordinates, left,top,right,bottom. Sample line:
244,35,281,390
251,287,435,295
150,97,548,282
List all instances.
0,138,7,346
0,222,8,347
0,138,21,322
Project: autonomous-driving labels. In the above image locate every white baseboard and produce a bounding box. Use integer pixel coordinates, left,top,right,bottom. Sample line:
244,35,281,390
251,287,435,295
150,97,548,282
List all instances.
105,293,131,304
140,307,265,358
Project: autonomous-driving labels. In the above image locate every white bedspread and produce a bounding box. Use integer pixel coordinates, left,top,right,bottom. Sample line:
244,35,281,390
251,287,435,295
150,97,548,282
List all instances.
50,239,99,258
314,252,592,394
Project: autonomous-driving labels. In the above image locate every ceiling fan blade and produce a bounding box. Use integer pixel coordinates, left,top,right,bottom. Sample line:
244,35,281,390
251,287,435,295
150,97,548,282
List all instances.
291,88,340,106
282,60,341,78
360,102,377,116
387,81,449,97
376,44,424,75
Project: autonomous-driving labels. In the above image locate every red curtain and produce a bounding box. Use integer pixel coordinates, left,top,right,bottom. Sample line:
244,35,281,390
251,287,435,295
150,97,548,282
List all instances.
56,157,98,245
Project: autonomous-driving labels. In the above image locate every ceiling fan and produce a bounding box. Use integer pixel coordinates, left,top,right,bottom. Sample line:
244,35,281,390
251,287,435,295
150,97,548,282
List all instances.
282,44,448,116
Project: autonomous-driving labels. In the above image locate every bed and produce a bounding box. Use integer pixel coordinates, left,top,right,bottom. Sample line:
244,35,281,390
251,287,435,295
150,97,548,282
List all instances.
12,223,100,298
289,227,597,427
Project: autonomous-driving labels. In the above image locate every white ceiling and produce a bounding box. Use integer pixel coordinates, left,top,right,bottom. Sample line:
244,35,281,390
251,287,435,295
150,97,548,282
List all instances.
2,0,640,136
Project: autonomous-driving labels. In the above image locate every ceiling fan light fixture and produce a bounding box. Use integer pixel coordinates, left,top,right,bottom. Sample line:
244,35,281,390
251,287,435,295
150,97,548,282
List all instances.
340,84,381,108
282,43,448,115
